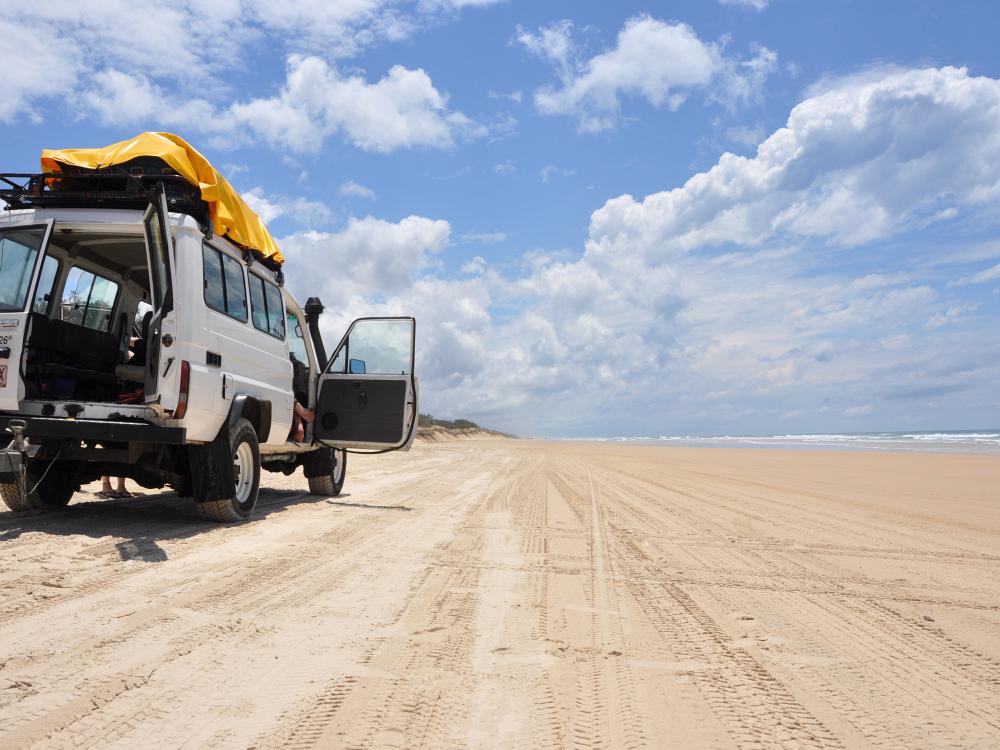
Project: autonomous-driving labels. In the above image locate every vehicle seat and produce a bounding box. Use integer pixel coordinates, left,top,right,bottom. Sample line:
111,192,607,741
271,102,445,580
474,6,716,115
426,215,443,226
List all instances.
27,313,121,386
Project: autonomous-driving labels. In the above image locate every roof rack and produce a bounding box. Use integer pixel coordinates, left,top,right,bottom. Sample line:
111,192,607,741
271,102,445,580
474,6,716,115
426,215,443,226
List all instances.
0,169,211,230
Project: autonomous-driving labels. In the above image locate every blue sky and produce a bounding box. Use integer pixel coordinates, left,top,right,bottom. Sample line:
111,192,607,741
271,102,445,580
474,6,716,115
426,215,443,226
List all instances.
3,1,999,437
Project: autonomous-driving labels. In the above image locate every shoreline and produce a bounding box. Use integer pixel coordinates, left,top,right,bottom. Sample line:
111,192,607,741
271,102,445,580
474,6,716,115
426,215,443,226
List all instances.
538,435,1000,455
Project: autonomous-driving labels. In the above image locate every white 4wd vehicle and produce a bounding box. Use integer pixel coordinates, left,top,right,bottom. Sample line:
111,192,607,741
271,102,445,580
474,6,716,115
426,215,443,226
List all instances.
0,150,417,521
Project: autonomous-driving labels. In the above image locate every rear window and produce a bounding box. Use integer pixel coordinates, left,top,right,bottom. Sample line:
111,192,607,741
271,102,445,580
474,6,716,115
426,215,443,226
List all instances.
0,225,46,312
202,244,248,322
248,274,285,339
60,267,120,332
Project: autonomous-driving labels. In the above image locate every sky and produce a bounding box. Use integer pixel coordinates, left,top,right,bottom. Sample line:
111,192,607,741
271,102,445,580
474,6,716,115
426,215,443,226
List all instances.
2,0,999,437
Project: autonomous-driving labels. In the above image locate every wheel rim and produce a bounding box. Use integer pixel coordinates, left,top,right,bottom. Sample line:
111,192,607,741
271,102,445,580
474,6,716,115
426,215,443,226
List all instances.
233,442,254,504
333,450,345,484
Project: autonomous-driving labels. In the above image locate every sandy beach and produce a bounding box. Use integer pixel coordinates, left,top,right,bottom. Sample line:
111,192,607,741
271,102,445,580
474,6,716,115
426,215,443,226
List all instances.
0,439,998,749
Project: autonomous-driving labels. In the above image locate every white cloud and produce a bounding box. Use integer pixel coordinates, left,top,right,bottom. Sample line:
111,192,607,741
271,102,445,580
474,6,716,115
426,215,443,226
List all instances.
228,56,480,152
461,231,507,244
925,304,980,329
241,188,333,227
587,67,1000,257
488,90,523,104
540,164,575,182
0,1,492,146
725,123,766,147
419,0,506,10
719,0,771,12
0,18,79,122
493,160,515,175
338,180,377,201
514,19,576,74
281,215,452,303
518,15,776,132
462,256,487,275
949,262,1000,287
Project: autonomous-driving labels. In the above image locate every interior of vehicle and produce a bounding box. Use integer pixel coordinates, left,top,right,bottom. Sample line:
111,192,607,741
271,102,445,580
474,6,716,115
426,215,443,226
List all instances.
23,229,154,403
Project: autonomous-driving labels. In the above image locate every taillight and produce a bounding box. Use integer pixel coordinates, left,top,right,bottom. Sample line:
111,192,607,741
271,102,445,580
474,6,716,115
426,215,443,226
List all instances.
173,360,190,419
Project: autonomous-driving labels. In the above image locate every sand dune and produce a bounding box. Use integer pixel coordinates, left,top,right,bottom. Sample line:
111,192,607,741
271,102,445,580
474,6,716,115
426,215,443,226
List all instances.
0,440,998,748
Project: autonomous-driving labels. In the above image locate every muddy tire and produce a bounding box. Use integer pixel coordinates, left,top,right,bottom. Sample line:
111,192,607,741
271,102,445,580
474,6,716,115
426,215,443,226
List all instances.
307,448,346,497
0,466,76,512
199,419,260,522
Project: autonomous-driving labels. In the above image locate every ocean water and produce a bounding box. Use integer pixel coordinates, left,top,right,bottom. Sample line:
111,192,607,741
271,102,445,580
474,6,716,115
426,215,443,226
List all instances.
581,430,1000,454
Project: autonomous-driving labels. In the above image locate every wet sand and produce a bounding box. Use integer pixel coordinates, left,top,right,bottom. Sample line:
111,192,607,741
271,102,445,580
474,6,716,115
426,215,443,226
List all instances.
0,440,998,748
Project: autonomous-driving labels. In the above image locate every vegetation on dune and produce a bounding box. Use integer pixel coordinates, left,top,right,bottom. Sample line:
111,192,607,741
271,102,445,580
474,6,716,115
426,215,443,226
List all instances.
418,414,513,438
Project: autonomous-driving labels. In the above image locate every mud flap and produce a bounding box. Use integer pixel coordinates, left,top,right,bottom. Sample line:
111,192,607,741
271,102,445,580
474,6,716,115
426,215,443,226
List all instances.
0,450,22,484
188,426,235,502
301,447,333,479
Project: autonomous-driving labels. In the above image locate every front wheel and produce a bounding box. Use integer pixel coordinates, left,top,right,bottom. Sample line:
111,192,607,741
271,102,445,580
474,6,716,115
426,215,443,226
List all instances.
307,448,346,497
199,419,261,522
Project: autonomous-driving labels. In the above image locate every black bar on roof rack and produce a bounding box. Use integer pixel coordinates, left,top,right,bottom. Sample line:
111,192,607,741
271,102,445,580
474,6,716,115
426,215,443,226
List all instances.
0,170,282,272
0,170,211,230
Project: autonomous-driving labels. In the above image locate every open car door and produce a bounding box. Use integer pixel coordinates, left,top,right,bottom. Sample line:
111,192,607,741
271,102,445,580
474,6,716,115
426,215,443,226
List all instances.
314,317,418,451
140,184,179,408
0,219,54,411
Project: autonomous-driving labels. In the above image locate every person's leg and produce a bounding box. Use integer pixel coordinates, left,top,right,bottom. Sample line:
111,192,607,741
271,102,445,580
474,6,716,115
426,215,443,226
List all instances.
116,477,130,498
292,401,313,441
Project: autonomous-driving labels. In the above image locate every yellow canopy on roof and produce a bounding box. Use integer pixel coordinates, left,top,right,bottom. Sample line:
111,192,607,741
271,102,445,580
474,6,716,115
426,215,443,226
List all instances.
40,132,284,265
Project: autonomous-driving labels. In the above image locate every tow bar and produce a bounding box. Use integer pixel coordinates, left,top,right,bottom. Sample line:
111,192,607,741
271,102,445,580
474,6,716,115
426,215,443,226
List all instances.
0,419,36,486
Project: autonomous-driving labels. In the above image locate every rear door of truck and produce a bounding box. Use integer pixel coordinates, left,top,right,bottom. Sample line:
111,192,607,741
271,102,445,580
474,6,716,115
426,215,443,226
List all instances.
314,317,418,451
140,185,180,409
0,219,54,411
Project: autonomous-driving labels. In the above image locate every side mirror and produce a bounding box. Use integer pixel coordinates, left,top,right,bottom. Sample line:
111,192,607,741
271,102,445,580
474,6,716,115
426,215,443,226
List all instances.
349,358,367,375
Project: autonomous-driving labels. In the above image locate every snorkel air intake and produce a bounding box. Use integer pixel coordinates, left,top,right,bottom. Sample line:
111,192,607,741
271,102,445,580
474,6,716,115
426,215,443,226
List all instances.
304,297,328,370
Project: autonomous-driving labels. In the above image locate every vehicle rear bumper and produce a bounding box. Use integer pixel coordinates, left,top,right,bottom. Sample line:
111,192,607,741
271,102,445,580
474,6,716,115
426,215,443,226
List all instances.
0,416,186,444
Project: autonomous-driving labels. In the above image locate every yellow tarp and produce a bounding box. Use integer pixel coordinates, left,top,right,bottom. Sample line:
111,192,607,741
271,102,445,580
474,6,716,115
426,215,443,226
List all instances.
41,131,283,265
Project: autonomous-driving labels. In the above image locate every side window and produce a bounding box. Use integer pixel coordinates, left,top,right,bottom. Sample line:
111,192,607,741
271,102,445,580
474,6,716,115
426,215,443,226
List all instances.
60,266,119,332
265,282,285,338
287,312,309,365
248,275,267,332
32,255,60,314
202,244,247,322
248,273,285,339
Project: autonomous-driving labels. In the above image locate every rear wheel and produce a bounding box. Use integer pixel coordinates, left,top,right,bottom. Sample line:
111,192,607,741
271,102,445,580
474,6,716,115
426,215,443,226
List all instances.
199,419,260,522
0,465,76,512
307,448,346,497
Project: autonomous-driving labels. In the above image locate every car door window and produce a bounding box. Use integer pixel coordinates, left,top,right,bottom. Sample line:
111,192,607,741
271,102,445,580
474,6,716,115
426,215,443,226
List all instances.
0,226,46,311
328,318,413,375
